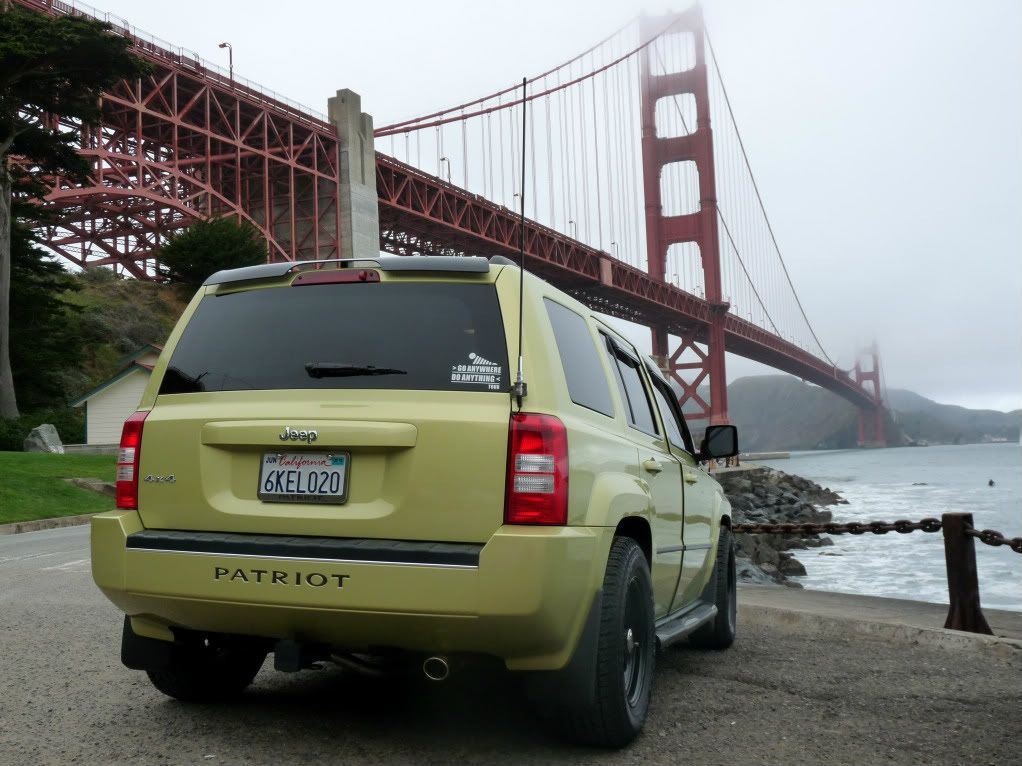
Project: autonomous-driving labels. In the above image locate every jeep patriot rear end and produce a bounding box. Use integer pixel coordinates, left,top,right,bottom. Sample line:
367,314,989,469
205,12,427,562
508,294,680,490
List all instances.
92,254,739,746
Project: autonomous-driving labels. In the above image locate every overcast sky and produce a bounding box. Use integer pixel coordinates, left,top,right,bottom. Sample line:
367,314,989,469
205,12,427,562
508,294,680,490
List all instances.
93,0,1022,411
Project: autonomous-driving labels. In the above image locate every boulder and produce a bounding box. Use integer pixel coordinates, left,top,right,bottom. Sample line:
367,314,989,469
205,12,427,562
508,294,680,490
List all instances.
68,477,116,497
778,556,807,577
733,533,755,557
23,424,64,454
735,555,775,585
753,542,780,567
759,562,780,578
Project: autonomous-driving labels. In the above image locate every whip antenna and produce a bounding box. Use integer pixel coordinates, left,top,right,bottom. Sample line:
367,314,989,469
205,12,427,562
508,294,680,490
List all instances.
512,77,528,409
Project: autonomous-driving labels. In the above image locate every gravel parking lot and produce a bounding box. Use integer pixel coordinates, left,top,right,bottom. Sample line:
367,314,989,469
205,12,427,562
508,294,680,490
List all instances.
1,526,1018,765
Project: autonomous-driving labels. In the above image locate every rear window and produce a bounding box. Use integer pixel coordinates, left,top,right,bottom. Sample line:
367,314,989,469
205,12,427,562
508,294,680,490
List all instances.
159,282,509,393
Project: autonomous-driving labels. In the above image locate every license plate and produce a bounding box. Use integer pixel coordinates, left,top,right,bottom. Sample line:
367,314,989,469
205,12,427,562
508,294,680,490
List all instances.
258,452,349,504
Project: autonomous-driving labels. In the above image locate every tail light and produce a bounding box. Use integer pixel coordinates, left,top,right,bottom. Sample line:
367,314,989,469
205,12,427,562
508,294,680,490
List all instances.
116,411,149,510
505,413,568,525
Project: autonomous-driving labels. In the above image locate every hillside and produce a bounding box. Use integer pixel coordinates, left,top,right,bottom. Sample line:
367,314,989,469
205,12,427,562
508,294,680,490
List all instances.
1,269,187,449
721,375,1021,451
885,389,1021,445
724,376,859,451
63,269,188,398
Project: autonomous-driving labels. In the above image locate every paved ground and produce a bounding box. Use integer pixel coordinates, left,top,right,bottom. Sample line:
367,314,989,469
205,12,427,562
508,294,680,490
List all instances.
1,526,1019,765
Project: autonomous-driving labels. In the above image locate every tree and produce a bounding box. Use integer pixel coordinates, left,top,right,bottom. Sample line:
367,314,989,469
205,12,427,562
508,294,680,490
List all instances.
0,5,148,418
8,215,85,410
158,217,267,287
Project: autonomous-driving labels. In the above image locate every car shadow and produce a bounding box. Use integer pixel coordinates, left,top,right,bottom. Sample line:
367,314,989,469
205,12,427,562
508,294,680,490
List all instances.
140,660,599,760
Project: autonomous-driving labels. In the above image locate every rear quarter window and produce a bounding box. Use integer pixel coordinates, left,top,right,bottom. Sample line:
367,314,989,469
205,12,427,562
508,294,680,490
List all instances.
544,299,614,417
159,282,509,393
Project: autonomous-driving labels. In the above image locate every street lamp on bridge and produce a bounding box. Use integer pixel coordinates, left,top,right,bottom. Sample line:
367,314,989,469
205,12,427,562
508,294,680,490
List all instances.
439,156,451,183
218,41,233,84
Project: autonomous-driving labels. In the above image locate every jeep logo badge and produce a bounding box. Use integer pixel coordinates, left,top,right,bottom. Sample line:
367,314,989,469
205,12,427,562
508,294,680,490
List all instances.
279,427,318,444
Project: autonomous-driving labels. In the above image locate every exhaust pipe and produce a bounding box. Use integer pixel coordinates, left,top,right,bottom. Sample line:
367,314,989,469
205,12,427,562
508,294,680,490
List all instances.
422,656,450,682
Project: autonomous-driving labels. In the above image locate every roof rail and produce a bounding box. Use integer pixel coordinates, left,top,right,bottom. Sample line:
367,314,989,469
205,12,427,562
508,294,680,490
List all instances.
203,254,491,286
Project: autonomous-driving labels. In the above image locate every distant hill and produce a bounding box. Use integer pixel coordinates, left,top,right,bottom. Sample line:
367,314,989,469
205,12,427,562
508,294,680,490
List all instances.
724,376,859,451
700,375,1020,452
885,389,1021,446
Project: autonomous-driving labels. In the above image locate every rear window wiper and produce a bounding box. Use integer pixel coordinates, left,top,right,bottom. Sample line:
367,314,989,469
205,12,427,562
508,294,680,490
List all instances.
305,362,408,379
161,366,209,393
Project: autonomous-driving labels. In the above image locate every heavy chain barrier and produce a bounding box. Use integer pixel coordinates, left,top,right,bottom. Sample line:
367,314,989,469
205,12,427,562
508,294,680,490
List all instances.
731,517,1022,554
732,513,1020,635
966,528,1022,554
731,518,942,536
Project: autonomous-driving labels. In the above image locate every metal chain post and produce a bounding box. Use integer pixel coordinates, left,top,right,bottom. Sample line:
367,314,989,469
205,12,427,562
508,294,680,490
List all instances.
732,514,1019,636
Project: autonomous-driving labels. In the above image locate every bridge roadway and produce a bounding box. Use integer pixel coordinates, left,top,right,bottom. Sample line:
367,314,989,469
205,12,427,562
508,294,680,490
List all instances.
1,526,1016,765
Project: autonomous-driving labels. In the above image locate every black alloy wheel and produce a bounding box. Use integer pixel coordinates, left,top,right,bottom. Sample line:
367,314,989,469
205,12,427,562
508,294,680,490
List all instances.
561,536,656,747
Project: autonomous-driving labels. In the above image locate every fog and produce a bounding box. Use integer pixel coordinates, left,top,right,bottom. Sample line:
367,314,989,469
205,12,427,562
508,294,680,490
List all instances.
89,0,1022,411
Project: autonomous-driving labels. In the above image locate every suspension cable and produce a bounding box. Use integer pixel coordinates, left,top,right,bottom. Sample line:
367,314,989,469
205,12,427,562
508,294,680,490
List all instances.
375,15,685,138
704,30,834,364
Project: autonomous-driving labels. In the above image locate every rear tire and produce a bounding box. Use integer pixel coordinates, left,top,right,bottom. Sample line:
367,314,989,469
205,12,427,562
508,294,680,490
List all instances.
561,536,656,747
147,637,265,703
689,526,737,650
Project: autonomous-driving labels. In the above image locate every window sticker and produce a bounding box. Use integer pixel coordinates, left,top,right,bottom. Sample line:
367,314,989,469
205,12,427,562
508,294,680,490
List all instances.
450,352,502,389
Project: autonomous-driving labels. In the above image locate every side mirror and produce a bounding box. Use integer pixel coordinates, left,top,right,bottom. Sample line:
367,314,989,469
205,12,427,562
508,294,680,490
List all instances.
699,424,739,460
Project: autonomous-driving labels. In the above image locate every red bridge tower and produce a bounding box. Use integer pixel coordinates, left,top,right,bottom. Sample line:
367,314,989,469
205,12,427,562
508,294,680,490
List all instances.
854,343,888,447
639,7,729,425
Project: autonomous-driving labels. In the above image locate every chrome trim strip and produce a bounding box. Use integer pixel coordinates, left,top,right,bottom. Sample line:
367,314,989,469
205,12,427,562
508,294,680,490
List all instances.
655,542,712,555
128,547,479,570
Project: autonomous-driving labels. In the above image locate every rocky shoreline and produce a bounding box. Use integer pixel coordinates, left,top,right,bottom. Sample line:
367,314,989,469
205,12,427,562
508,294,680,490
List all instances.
717,465,848,587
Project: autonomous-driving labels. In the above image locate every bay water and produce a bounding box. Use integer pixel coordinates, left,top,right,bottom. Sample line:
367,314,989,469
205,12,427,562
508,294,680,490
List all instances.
760,443,1021,612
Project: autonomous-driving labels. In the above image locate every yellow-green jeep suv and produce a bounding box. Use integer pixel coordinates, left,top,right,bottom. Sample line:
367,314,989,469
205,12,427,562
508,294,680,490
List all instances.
92,254,739,747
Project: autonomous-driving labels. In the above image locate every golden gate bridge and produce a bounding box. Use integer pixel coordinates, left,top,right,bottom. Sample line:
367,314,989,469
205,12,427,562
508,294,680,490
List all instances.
11,0,887,445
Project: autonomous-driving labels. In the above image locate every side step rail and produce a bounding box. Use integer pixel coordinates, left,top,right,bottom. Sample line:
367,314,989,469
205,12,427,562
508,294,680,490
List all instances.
655,603,717,649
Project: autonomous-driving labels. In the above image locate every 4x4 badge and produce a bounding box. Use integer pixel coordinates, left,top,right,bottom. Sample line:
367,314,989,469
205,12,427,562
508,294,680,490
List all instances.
279,427,318,444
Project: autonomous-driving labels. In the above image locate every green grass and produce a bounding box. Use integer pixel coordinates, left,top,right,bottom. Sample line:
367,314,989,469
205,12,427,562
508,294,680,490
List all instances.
0,452,117,524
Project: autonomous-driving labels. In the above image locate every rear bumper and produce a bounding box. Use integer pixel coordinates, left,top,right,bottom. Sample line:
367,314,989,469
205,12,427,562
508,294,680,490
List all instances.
91,511,613,671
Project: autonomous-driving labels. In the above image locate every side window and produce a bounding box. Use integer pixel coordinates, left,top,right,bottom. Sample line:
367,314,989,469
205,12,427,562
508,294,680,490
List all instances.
602,337,631,422
601,335,658,436
667,377,697,453
544,299,614,416
649,373,694,453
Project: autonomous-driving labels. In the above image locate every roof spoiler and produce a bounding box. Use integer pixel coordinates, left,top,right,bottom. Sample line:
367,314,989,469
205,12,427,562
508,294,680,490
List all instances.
203,254,493,286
